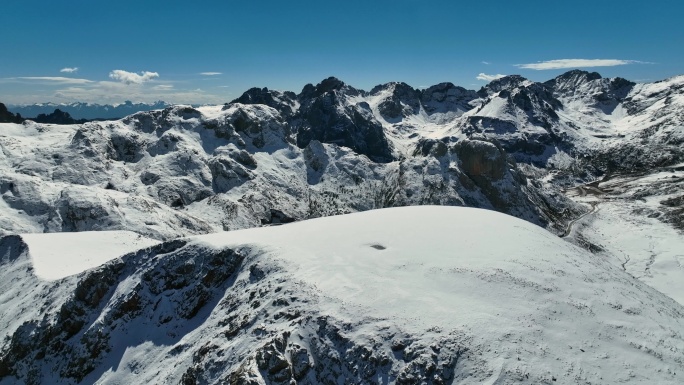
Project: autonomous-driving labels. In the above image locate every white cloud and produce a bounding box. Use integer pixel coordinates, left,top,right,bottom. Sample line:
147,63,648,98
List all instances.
109,70,159,84
481,61,491,65
60,67,79,73
50,80,225,105
516,59,644,70
1,72,229,105
476,73,506,81
199,72,222,76
13,76,93,84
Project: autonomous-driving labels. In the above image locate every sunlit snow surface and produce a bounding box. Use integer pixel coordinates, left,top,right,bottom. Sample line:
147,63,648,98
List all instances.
1,206,683,384
21,230,159,280
566,169,684,306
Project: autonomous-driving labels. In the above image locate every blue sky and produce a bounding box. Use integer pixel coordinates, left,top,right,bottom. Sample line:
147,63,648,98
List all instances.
1,0,681,104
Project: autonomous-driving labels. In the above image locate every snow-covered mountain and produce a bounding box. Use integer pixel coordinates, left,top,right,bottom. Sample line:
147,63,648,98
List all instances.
2,207,683,384
7,101,171,120
0,102,578,240
2,71,682,239
1,70,684,384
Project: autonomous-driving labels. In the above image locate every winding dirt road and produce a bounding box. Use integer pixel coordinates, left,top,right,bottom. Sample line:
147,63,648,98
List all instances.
561,201,600,238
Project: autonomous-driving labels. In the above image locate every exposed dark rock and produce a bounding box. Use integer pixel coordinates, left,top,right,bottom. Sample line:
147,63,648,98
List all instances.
455,139,507,181
260,209,296,225
0,103,23,123
206,104,292,151
33,109,87,124
370,82,421,120
0,242,244,383
295,79,393,162
108,131,145,162
594,77,635,105
209,155,255,193
289,345,311,380
545,70,635,111
0,235,27,264
231,88,298,116
478,75,529,96
420,83,478,115
413,138,449,158
299,76,361,99
544,69,602,92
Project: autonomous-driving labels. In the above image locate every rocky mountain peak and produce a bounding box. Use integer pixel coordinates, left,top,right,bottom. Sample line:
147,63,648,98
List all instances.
421,83,479,115
299,76,361,100
230,87,298,116
545,70,603,95
554,69,602,82
369,81,415,95
370,82,422,121
476,75,562,120
480,75,529,95
315,76,346,92
545,70,635,108
291,77,393,162
33,109,86,124
422,82,465,96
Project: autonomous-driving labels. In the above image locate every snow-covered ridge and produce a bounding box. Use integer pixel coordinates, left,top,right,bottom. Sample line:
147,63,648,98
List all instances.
21,230,159,280
1,206,682,384
1,70,683,301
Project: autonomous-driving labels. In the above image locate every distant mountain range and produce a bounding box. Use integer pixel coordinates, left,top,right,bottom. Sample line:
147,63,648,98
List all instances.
6,100,172,120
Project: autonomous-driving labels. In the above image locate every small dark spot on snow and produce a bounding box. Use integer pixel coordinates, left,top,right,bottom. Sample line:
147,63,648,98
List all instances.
370,244,386,250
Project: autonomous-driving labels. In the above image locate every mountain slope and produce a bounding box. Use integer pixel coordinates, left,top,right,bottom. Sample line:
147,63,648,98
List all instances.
0,101,576,240
1,206,683,384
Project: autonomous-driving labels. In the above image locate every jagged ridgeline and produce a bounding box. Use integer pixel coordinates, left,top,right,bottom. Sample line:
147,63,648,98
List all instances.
1,70,683,242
